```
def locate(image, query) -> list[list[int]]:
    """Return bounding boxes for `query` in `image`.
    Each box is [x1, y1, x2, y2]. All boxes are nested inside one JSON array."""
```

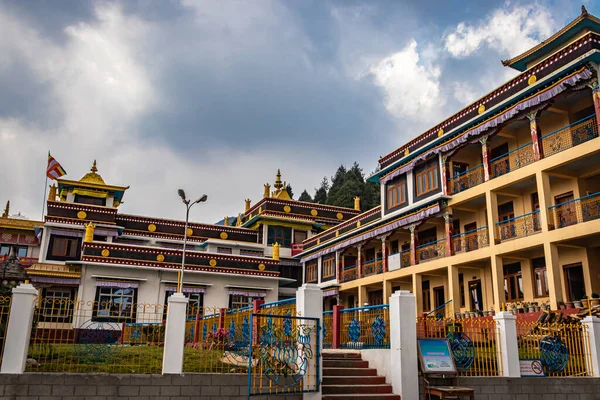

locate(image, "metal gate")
[[248, 313, 320, 396]]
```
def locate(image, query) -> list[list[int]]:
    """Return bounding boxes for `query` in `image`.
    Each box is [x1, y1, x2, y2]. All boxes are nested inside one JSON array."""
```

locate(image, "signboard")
[[519, 359, 545, 377], [418, 338, 456, 373]]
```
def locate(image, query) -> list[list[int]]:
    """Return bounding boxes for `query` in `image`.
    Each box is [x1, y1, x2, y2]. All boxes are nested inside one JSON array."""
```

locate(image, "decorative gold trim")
[[209, 259, 217, 267], [528, 74, 537, 85], [148, 224, 157, 232], [478, 104, 485, 114], [156, 254, 165, 262], [258, 263, 266, 271], [77, 211, 87, 219], [101, 249, 110, 257], [284, 205, 291, 213], [186, 228, 193, 236], [310, 209, 318, 216], [437, 128, 444, 137], [336, 212, 343, 220], [220, 232, 229, 240]]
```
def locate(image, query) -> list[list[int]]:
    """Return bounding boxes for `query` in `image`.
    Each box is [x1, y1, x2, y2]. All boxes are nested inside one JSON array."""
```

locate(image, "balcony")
[[362, 258, 383, 277], [416, 239, 446, 262], [341, 264, 357, 283], [452, 226, 489, 254], [548, 192, 600, 230], [448, 164, 484, 195], [495, 211, 542, 243], [541, 114, 598, 158], [490, 142, 535, 179]]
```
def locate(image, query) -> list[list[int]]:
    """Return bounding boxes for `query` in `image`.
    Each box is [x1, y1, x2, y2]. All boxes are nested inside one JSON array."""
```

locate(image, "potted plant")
[[581, 296, 590, 309], [591, 293, 600, 307], [469, 309, 477, 318], [541, 301, 550, 311], [516, 302, 526, 314], [528, 302, 536, 313], [565, 301, 574, 309], [574, 299, 583, 308]]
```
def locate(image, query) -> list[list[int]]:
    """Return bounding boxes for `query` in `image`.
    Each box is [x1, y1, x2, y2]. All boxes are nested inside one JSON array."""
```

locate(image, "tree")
[[285, 184, 294, 199], [298, 190, 313, 202], [313, 177, 329, 204]]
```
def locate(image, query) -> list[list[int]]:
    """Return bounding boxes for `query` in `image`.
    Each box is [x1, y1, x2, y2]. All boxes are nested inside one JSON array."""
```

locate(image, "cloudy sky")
[[1, 0, 595, 223]]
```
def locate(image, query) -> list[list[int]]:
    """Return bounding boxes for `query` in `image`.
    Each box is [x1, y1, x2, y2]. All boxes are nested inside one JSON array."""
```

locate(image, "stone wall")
[[420, 376, 600, 400], [0, 373, 302, 400]]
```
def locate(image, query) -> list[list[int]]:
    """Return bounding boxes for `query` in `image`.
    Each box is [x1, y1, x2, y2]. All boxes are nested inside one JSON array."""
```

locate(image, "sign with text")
[[418, 338, 456, 373], [519, 359, 545, 377]]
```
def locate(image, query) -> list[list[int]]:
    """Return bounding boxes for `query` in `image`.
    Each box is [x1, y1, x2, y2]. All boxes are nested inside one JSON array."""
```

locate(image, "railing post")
[[162, 293, 189, 374], [389, 290, 418, 400], [493, 311, 520, 377], [297, 284, 323, 399], [582, 316, 600, 377], [252, 299, 264, 344], [332, 305, 344, 349], [0, 283, 38, 374]]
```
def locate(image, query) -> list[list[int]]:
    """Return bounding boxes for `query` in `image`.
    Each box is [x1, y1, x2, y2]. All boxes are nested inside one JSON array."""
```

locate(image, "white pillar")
[[162, 293, 189, 374], [1, 283, 38, 373], [389, 290, 418, 400], [582, 316, 600, 377], [296, 284, 323, 400], [494, 311, 520, 377]]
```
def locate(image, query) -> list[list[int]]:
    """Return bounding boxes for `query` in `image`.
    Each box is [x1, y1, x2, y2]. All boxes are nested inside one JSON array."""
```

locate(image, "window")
[[229, 294, 262, 309], [415, 163, 439, 197], [294, 230, 307, 244], [459, 273, 465, 307], [48, 236, 80, 260], [0, 245, 9, 256], [532, 257, 548, 297], [217, 247, 232, 254], [422, 281, 431, 312], [306, 262, 318, 283], [564, 263, 585, 302], [433, 286, 445, 309], [503, 263, 523, 301], [93, 286, 137, 322], [498, 202, 516, 240], [240, 248, 263, 257], [40, 288, 75, 322], [322, 257, 335, 279], [164, 291, 203, 319], [267, 226, 292, 247], [417, 227, 437, 246], [386, 181, 407, 209], [368, 290, 383, 306], [74, 194, 105, 206], [0, 246, 27, 257]]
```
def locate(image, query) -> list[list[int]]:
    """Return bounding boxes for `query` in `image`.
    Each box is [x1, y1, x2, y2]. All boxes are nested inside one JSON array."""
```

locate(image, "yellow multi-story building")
[[298, 7, 600, 315]]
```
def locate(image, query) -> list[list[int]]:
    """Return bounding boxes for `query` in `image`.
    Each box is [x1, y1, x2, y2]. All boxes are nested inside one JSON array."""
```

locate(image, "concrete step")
[[323, 375, 386, 385], [323, 359, 369, 368], [322, 352, 362, 359], [323, 367, 378, 376], [323, 384, 394, 395], [323, 395, 400, 400]]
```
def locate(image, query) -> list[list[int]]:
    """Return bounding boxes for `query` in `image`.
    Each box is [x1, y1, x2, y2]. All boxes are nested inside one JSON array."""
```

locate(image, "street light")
[[177, 189, 208, 293]]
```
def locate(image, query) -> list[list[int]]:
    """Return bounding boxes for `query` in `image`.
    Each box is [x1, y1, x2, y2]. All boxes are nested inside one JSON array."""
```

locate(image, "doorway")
[[469, 280, 483, 311], [564, 262, 585, 301], [433, 286, 445, 309]]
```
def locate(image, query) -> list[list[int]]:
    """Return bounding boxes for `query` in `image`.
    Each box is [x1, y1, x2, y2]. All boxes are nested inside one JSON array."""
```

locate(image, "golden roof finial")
[[274, 169, 283, 190], [1, 200, 9, 218], [245, 199, 251, 212], [79, 160, 105, 184], [354, 196, 361, 211], [91, 160, 98, 173], [263, 183, 271, 198], [48, 184, 57, 202]]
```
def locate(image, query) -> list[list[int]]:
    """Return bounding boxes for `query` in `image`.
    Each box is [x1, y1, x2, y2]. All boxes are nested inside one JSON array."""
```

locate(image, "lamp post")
[[177, 189, 207, 293]]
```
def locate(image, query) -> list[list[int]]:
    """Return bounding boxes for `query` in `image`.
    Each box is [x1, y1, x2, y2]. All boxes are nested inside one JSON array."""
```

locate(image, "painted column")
[[296, 284, 323, 399], [588, 79, 600, 132], [480, 136, 491, 181], [409, 225, 417, 266], [162, 293, 189, 374], [485, 190, 499, 245], [381, 237, 388, 273], [335, 250, 340, 282], [528, 110, 544, 161], [543, 242, 564, 311], [357, 244, 363, 279], [441, 155, 449, 196], [0, 283, 38, 373], [535, 170, 551, 233], [444, 211, 454, 257], [448, 265, 461, 316], [490, 255, 505, 311], [358, 285, 368, 307], [494, 311, 521, 377], [332, 304, 344, 349], [252, 299, 265, 344], [412, 273, 423, 315], [389, 290, 418, 399], [582, 316, 600, 377]]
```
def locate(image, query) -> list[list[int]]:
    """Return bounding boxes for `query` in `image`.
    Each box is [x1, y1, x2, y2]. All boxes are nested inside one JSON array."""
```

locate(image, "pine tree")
[[285, 184, 294, 199], [313, 177, 329, 204], [298, 190, 313, 202]]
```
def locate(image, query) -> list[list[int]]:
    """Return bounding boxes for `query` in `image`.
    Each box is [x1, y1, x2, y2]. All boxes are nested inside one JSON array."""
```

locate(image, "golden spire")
[[79, 160, 105, 184], [236, 213, 242, 227], [91, 160, 98, 173], [48, 184, 57, 202], [245, 199, 251, 212], [224, 216, 229, 226], [272, 242, 280, 261], [84, 222, 96, 243], [1, 201, 8, 218], [354, 196, 361, 211], [263, 183, 271, 198], [274, 169, 283, 190]]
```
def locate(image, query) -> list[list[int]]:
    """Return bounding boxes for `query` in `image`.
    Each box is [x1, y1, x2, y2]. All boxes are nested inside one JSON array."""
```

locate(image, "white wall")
[[361, 349, 392, 383]]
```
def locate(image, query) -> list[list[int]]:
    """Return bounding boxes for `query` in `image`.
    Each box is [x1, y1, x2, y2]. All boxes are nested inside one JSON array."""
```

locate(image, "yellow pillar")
[[520, 259, 534, 301], [535, 171, 552, 233], [485, 190, 499, 244], [383, 280, 393, 304], [490, 255, 505, 311], [544, 242, 564, 309], [413, 273, 423, 315], [358, 285, 368, 307], [448, 265, 461, 315]]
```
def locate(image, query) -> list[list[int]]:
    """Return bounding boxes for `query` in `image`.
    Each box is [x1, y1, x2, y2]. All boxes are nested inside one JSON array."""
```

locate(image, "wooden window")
[[554, 191, 576, 228], [93, 287, 137, 322], [51, 237, 78, 258], [240, 248, 263, 257], [503, 263, 523, 301], [294, 230, 307, 244], [217, 247, 232, 254], [386, 181, 406, 209], [415, 164, 439, 197], [267, 226, 292, 247], [532, 257, 548, 297], [417, 227, 437, 246], [433, 286, 445, 309], [564, 262, 585, 302], [322, 257, 335, 279], [74, 195, 105, 206], [368, 290, 383, 306], [229, 294, 260, 309], [306, 262, 318, 283], [422, 281, 431, 312], [164, 291, 204, 319]]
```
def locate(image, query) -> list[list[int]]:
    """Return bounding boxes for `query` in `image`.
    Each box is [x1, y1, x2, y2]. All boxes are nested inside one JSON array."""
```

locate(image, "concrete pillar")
[[389, 290, 418, 400], [1, 283, 38, 373], [494, 311, 521, 377], [317, 256, 323, 284], [520, 259, 534, 301], [358, 285, 368, 307], [535, 171, 552, 233], [480, 136, 491, 181], [485, 190, 499, 244], [383, 280, 393, 305], [448, 265, 461, 315], [490, 255, 505, 311], [409, 225, 417, 266], [296, 284, 323, 399], [162, 293, 189, 374], [412, 273, 423, 314], [544, 242, 564, 310], [582, 316, 600, 377], [528, 110, 544, 161]]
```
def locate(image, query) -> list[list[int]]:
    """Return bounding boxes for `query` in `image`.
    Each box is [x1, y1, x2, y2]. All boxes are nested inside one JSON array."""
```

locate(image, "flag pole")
[[41, 151, 49, 220]]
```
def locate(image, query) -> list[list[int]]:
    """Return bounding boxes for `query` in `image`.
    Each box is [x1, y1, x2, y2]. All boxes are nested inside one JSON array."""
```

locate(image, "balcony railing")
[[452, 226, 489, 254], [495, 211, 541, 243], [542, 114, 598, 158], [548, 191, 600, 230], [362, 257, 383, 277], [416, 239, 446, 262], [342, 264, 357, 283], [291, 244, 304, 256], [490, 142, 535, 179], [401, 248, 411, 268], [448, 164, 485, 195]]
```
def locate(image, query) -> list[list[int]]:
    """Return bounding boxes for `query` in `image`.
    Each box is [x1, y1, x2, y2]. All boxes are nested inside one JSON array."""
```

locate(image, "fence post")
[[582, 316, 600, 377], [297, 284, 323, 400], [252, 299, 264, 344], [494, 311, 520, 377], [218, 308, 227, 330], [1, 282, 38, 374], [162, 293, 189, 374], [332, 304, 344, 349], [389, 290, 418, 400]]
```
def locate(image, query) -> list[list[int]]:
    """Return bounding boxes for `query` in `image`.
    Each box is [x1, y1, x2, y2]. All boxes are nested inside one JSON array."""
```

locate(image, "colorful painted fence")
[[0, 295, 11, 366], [340, 305, 389, 349]]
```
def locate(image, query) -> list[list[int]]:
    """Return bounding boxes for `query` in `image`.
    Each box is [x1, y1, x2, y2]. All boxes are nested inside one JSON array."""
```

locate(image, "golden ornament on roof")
[[258, 263, 265, 271], [148, 224, 157, 232], [101, 249, 110, 257], [336, 212, 343, 220], [310, 209, 318, 216], [528, 74, 537, 85], [209, 259, 217, 267], [438, 128, 444, 137], [478, 104, 485, 114], [79, 160, 106, 185], [77, 211, 87, 219], [156, 254, 165, 262], [186, 228, 193, 236], [220, 232, 228, 240]]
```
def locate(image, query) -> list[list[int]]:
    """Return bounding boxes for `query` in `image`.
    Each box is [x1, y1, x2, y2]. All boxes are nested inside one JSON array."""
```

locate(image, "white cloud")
[[366, 40, 443, 121], [444, 4, 558, 58], [452, 81, 478, 105]]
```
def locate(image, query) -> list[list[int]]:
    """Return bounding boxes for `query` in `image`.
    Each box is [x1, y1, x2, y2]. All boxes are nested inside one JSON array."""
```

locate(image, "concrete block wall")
[[419, 377, 600, 400], [0, 373, 302, 400]]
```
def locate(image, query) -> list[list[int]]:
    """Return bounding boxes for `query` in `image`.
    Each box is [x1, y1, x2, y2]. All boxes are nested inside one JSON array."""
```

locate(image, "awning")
[[228, 289, 266, 298], [95, 281, 139, 289], [165, 286, 205, 294], [30, 276, 80, 285], [323, 289, 339, 297]]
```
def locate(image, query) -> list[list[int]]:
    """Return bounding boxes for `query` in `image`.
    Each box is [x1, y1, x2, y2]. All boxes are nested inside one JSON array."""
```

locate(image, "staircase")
[[322, 351, 400, 399]]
